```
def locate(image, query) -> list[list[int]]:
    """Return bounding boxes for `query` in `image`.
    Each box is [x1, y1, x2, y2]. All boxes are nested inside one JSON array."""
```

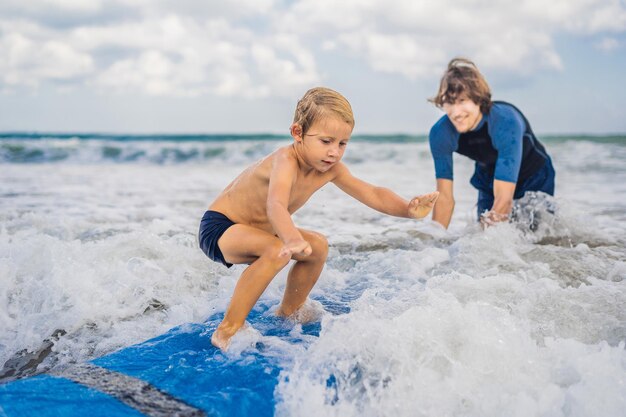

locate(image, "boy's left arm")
[[267, 152, 312, 257], [331, 163, 438, 219]]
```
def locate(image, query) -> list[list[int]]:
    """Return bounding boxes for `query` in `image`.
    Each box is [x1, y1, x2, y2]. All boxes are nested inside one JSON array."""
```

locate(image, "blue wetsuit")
[[429, 101, 555, 217]]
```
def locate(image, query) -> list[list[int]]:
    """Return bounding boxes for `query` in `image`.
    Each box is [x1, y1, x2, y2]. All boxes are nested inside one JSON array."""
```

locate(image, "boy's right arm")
[[266, 152, 312, 257], [332, 163, 437, 218], [432, 178, 454, 228]]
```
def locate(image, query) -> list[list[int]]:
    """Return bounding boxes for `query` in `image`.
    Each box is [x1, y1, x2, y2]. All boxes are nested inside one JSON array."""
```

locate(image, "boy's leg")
[[212, 224, 291, 348], [277, 229, 328, 317]]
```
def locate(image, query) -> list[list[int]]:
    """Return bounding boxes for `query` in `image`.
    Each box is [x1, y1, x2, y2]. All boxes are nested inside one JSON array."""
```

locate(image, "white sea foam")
[[1, 138, 625, 416], [222, 322, 263, 358]]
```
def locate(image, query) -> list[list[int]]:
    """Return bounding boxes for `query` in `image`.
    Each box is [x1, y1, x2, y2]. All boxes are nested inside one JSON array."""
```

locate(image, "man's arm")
[[481, 179, 516, 225], [432, 178, 454, 228], [492, 180, 516, 215], [486, 104, 523, 224], [332, 163, 437, 218], [266, 152, 312, 256]]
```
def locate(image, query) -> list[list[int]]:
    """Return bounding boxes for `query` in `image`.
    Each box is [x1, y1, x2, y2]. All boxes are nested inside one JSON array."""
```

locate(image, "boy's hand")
[[408, 191, 440, 219], [279, 239, 312, 258]]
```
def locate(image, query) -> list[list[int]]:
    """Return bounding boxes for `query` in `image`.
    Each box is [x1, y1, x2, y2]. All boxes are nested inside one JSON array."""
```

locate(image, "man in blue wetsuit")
[[428, 57, 555, 228]]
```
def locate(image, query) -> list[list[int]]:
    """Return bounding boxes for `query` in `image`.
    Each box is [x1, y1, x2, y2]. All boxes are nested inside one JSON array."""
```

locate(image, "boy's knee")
[[308, 232, 329, 261], [262, 240, 291, 269]]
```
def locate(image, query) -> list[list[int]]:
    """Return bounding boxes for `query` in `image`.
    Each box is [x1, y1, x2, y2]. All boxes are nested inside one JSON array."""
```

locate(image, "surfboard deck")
[[0, 300, 330, 417]]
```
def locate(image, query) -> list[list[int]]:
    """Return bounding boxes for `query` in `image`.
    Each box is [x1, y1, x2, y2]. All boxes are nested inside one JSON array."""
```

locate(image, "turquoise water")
[[0, 133, 624, 164]]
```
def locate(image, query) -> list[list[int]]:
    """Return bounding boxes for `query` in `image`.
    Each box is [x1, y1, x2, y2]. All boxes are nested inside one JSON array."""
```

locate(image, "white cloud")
[[0, 32, 93, 87], [85, 17, 321, 97], [0, 14, 321, 97], [521, 0, 626, 33], [467, 30, 563, 74], [283, 0, 619, 78], [95, 50, 179, 96], [0, 0, 624, 97], [0, 0, 104, 14], [595, 37, 620, 52], [338, 31, 446, 80], [251, 35, 320, 96]]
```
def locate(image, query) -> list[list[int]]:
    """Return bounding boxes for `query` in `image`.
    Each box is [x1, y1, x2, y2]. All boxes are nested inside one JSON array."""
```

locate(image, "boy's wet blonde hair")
[[293, 87, 355, 135], [430, 57, 493, 114]]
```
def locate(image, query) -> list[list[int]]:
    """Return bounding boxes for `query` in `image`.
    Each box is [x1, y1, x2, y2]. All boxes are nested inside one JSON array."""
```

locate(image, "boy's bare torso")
[[209, 145, 335, 234]]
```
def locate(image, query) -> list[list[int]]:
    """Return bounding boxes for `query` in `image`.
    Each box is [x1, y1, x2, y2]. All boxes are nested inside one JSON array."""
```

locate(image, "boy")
[[199, 87, 439, 350]]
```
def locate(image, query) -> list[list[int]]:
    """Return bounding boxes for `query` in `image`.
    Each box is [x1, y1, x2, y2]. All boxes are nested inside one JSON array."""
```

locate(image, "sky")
[[0, 0, 625, 135]]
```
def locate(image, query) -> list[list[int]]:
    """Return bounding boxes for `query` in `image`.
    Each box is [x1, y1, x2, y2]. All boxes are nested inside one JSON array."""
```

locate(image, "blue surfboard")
[[0, 298, 345, 417]]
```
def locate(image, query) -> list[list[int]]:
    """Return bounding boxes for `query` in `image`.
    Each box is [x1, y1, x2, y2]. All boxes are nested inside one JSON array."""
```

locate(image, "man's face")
[[443, 94, 482, 133]]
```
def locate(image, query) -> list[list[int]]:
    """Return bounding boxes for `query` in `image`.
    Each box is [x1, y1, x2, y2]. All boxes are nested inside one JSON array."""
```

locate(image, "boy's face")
[[442, 94, 482, 133], [293, 115, 353, 173]]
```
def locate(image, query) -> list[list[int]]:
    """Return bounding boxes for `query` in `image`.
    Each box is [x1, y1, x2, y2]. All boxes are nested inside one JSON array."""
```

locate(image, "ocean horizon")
[[2, 131, 625, 142], [1, 131, 624, 165]]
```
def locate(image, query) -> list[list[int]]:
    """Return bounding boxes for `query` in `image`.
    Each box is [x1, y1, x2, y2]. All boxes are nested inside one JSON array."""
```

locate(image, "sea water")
[[0, 134, 625, 416]]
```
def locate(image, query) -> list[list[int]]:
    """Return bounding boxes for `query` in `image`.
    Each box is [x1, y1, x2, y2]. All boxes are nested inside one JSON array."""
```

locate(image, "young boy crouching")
[[199, 87, 439, 350]]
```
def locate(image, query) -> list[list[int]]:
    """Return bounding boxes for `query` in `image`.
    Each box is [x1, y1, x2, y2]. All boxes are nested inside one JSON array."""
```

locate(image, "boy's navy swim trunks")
[[199, 210, 236, 268]]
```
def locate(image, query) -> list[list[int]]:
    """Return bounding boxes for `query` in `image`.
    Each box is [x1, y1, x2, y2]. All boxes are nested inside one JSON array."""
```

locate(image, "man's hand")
[[480, 210, 509, 228], [279, 239, 312, 258], [408, 191, 440, 219]]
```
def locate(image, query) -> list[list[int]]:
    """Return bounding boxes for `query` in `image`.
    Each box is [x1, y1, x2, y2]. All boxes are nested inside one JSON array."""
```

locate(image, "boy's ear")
[[290, 123, 303, 142]]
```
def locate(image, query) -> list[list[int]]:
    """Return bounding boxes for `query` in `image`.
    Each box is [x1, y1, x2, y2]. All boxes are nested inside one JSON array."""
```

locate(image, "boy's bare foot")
[[211, 321, 240, 351], [276, 299, 325, 323], [211, 330, 231, 351]]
